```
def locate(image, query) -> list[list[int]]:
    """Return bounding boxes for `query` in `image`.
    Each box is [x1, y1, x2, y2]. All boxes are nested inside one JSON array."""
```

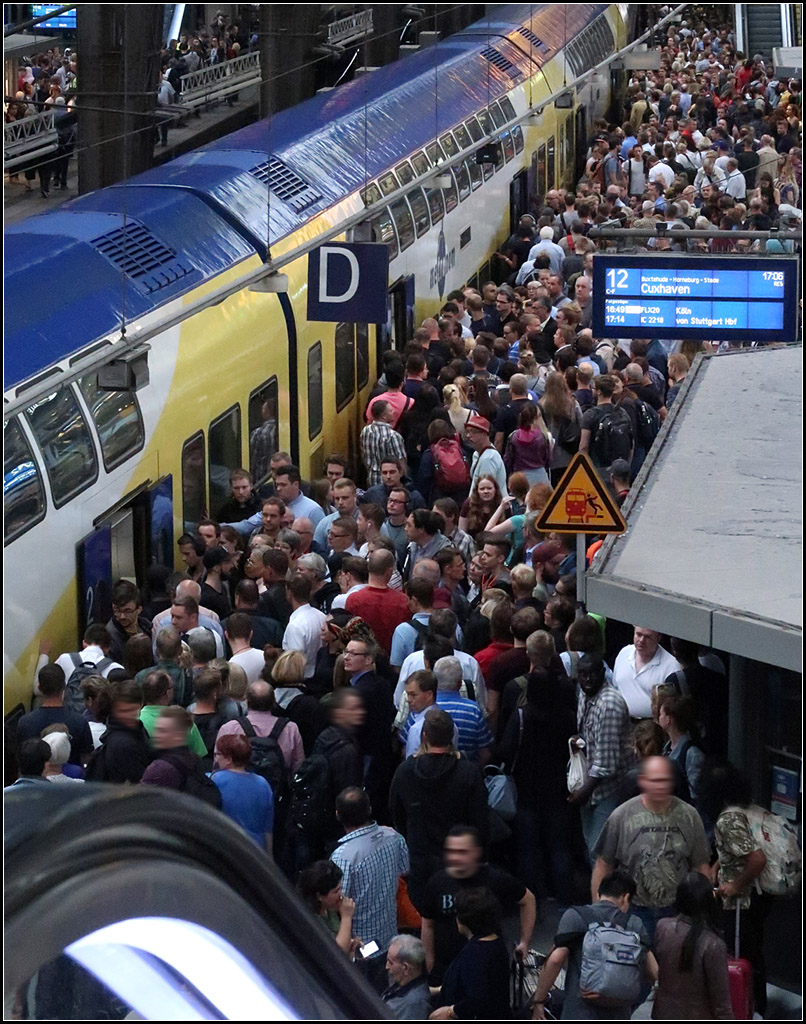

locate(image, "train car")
[[3, 3, 629, 713]]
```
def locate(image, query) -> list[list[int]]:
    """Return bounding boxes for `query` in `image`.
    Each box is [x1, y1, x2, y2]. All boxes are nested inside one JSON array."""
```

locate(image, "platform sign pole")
[[576, 532, 586, 618]]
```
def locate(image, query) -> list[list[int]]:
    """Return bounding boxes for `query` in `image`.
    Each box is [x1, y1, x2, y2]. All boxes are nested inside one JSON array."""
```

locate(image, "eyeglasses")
[[344, 648, 368, 657]]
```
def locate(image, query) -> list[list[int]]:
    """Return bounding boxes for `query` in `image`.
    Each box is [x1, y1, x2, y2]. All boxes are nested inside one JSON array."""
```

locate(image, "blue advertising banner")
[[307, 242, 389, 324]]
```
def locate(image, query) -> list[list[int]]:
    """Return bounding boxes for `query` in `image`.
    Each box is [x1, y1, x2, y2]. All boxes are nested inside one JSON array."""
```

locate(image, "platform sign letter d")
[[319, 246, 360, 304]]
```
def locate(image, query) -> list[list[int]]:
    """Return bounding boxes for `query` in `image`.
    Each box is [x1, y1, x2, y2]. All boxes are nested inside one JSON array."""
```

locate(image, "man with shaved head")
[[150, 577, 224, 657], [214, 679, 304, 774], [591, 755, 711, 942], [345, 549, 411, 656]]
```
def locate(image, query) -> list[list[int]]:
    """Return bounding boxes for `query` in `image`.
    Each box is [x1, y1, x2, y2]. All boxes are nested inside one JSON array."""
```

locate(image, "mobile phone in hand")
[[359, 940, 379, 959]]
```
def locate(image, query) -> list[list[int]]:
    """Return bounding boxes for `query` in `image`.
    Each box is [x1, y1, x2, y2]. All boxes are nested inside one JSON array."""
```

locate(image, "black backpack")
[[634, 399, 661, 448], [289, 734, 349, 838], [592, 406, 633, 466], [238, 716, 290, 805], [158, 752, 222, 809], [410, 618, 430, 652], [83, 743, 110, 782], [65, 653, 113, 713]]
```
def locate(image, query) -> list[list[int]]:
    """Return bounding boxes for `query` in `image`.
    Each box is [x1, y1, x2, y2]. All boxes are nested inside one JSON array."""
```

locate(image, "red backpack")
[[431, 436, 469, 492]]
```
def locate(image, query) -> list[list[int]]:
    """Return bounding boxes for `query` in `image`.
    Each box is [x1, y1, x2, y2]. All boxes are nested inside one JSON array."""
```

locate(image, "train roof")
[[4, 3, 610, 393]]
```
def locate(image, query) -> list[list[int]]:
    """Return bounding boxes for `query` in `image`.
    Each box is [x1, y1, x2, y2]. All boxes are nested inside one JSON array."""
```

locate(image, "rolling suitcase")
[[727, 903, 754, 1020]]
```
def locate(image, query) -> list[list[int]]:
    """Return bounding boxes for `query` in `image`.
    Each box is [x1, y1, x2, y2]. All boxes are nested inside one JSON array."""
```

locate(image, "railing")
[[4, 111, 58, 171], [179, 50, 260, 110], [327, 8, 373, 47]]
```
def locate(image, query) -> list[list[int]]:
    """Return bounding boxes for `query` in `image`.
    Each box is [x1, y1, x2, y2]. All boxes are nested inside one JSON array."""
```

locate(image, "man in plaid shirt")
[[360, 399, 406, 487], [570, 653, 634, 861], [331, 786, 409, 989]]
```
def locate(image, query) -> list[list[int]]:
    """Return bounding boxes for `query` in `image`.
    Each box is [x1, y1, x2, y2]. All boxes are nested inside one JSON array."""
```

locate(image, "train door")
[[576, 105, 588, 182], [388, 275, 415, 351], [509, 170, 529, 234]]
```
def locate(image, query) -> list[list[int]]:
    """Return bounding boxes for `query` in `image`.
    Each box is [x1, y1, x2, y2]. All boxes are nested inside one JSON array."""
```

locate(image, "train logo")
[[430, 230, 456, 298]]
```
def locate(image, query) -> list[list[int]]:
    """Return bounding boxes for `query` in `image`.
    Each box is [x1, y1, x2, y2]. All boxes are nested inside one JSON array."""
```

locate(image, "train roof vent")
[[249, 156, 322, 212], [516, 27, 550, 53], [480, 45, 521, 80], [90, 222, 193, 293]]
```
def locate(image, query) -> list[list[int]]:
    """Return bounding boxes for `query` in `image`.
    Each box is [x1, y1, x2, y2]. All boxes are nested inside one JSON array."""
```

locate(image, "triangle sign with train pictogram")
[[536, 452, 627, 534]]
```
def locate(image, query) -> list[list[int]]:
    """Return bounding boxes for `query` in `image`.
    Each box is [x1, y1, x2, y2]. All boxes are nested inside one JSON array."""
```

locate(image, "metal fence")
[[179, 50, 260, 110]]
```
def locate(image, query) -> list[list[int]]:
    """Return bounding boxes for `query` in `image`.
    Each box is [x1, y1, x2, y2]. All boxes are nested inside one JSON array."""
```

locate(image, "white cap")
[[43, 732, 71, 765]]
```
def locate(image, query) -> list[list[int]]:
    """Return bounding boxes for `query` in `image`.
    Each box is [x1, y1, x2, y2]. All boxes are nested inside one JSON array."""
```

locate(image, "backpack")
[[83, 743, 110, 782], [513, 674, 529, 709], [742, 805, 802, 896], [592, 406, 633, 466], [158, 752, 222, 809], [238, 716, 290, 806], [634, 399, 661, 448], [410, 618, 430, 652], [556, 413, 581, 453], [289, 733, 349, 838], [65, 653, 113, 713], [432, 437, 470, 493], [578, 907, 644, 1007]]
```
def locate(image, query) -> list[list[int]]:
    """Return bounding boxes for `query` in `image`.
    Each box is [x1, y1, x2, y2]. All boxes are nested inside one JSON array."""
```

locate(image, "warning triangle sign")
[[536, 453, 627, 534]]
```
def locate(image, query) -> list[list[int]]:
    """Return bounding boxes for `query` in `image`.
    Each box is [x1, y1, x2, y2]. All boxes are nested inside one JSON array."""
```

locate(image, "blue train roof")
[[4, 3, 610, 392]]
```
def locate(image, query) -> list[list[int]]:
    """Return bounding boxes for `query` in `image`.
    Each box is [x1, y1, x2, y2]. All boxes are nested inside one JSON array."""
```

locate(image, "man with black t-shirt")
[[420, 826, 536, 984]]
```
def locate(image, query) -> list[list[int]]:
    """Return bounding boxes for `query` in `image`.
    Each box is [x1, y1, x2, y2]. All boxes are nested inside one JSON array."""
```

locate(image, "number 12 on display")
[[607, 268, 629, 291]]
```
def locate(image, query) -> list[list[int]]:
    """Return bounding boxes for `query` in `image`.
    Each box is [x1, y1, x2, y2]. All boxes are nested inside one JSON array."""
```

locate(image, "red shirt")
[[345, 585, 411, 656], [474, 641, 514, 682]]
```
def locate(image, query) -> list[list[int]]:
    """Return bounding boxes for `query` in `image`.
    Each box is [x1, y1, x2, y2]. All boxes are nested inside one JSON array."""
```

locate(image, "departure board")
[[592, 255, 799, 343]]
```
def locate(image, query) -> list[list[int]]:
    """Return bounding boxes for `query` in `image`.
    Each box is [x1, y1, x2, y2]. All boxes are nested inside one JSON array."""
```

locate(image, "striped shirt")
[[435, 694, 493, 759], [331, 822, 409, 953], [360, 421, 406, 486]]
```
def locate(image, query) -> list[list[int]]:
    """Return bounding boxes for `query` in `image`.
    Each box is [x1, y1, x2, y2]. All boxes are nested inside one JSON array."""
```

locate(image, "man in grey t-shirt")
[[591, 755, 710, 943]]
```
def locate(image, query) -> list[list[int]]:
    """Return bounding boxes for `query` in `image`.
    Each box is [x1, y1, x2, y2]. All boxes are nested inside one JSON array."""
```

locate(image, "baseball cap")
[[465, 414, 491, 433], [203, 546, 231, 571]]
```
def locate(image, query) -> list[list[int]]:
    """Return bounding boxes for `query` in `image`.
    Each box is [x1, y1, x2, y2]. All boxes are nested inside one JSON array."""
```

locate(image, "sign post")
[[536, 453, 627, 617]]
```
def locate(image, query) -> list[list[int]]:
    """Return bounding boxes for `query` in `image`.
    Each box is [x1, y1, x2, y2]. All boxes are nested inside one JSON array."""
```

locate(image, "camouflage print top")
[[714, 807, 758, 910]]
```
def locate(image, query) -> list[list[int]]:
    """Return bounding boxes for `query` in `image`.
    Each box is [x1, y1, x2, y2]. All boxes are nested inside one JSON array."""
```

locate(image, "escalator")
[[4, 786, 389, 1020], [736, 4, 796, 59]]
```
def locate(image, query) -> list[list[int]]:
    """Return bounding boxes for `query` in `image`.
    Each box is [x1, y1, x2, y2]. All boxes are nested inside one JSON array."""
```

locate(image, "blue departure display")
[[31, 5, 78, 29], [592, 255, 799, 343]]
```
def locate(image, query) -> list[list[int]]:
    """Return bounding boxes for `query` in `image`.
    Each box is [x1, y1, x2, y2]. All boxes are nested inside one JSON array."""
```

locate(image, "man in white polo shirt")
[[281, 574, 326, 679], [612, 626, 681, 720]]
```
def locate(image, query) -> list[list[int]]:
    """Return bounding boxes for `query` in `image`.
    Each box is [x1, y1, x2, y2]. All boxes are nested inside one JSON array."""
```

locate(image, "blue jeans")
[[580, 790, 623, 863], [632, 903, 675, 946]]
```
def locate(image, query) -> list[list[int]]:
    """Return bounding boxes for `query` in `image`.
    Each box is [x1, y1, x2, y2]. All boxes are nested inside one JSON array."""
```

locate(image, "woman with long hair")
[[652, 872, 734, 1020], [775, 152, 799, 207], [459, 474, 503, 539], [308, 478, 334, 515], [469, 376, 498, 425], [539, 371, 582, 485], [754, 171, 780, 219], [296, 860, 357, 955], [502, 402, 552, 486]]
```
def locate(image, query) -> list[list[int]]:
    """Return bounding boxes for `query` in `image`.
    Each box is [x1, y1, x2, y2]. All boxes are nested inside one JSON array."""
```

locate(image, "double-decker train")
[[3, 3, 632, 713]]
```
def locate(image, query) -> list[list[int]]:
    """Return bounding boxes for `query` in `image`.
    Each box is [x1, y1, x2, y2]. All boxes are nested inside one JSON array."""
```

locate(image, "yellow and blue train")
[[3, 3, 631, 713]]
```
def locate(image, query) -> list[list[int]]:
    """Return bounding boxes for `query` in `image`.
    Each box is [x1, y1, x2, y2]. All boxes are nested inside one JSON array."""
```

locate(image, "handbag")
[[566, 736, 590, 794], [484, 708, 523, 822]]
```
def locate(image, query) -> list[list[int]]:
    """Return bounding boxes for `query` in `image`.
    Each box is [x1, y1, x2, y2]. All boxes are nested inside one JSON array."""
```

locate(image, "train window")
[[492, 141, 505, 172], [439, 133, 459, 158], [453, 160, 471, 202], [395, 161, 415, 185], [501, 131, 515, 162], [25, 387, 98, 509], [466, 272, 479, 292], [407, 187, 431, 237], [78, 377, 145, 472], [547, 136, 556, 190], [499, 96, 517, 121], [512, 124, 524, 154], [443, 172, 459, 213], [537, 144, 546, 194], [4, 418, 45, 543], [482, 157, 494, 181], [389, 198, 415, 251], [411, 151, 430, 176], [424, 185, 445, 223], [208, 405, 242, 519], [370, 209, 399, 259], [453, 123, 472, 150], [465, 116, 484, 143], [248, 378, 279, 484], [466, 157, 483, 191], [356, 324, 369, 389], [361, 182, 382, 207], [335, 323, 355, 413], [377, 171, 399, 197], [425, 141, 446, 168], [307, 343, 323, 441], [181, 432, 206, 533], [488, 102, 507, 129], [477, 108, 493, 135]]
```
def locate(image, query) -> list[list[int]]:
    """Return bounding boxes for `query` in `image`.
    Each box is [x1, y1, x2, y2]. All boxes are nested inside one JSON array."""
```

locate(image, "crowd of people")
[[5, 9, 801, 1022]]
